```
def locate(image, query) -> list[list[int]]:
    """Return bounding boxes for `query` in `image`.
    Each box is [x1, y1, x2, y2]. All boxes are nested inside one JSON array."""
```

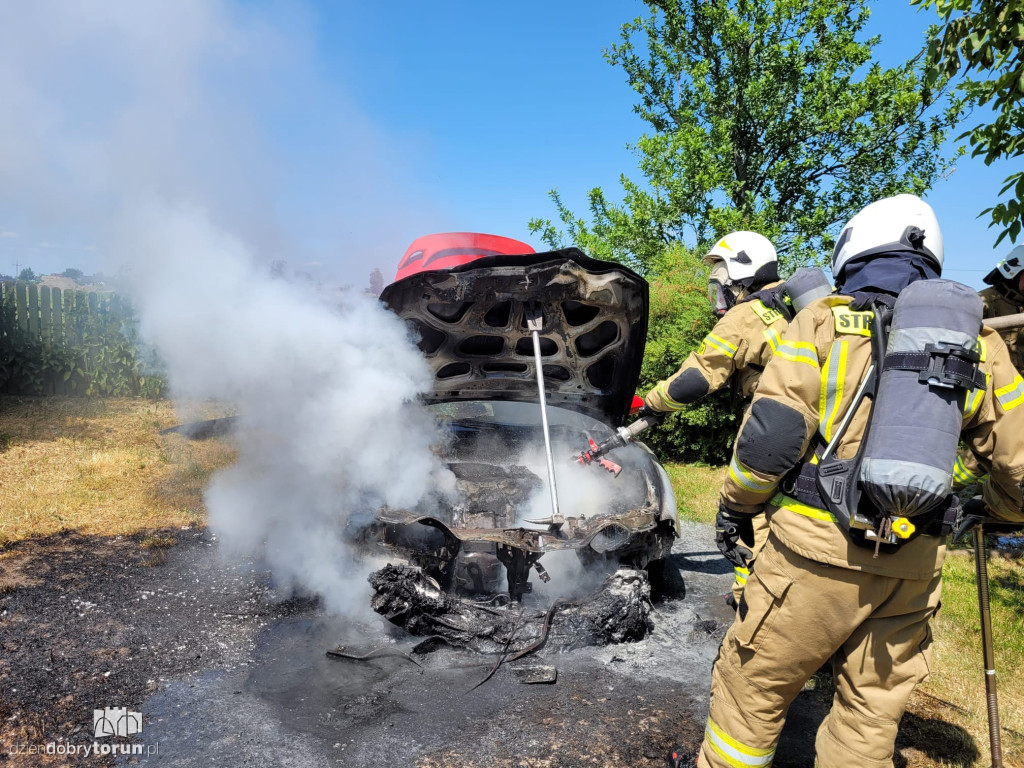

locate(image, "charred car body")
[[375, 236, 678, 602]]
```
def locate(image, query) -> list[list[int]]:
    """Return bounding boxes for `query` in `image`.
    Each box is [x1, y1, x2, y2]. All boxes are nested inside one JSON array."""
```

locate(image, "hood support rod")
[[525, 302, 562, 527]]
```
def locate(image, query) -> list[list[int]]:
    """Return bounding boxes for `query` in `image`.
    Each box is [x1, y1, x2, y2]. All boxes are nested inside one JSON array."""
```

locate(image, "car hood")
[[380, 249, 649, 424]]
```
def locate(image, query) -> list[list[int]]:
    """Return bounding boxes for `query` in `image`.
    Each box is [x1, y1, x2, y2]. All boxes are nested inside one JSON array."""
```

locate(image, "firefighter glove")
[[635, 404, 666, 422], [715, 503, 756, 568], [954, 496, 1024, 543]]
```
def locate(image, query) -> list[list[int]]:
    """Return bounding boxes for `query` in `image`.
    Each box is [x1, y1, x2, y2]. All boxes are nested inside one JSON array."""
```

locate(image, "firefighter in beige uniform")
[[643, 232, 830, 605], [694, 195, 1024, 768], [953, 244, 1024, 488]]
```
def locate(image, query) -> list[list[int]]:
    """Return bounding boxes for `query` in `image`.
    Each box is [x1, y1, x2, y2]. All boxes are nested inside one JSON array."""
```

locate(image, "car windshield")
[[429, 400, 606, 431]]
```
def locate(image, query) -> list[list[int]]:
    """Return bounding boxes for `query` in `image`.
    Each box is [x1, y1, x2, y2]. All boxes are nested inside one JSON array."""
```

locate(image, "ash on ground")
[[0, 521, 977, 767]]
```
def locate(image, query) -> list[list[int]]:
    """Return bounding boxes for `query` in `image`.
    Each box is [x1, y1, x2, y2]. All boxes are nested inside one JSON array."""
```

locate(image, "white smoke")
[[499, 433, 651, 598], [0, 1, 455, 614], [0, 0, 650, 614], [518, 439, 648, 524], [117, 199, 456, 613]]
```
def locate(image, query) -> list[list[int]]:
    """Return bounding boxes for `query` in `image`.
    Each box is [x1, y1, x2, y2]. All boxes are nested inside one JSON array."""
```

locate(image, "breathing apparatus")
[[783, 267, 832, 314], [704, 231, 778, 318], [809, 196, 982, 551], [739, 266, 833, 323]]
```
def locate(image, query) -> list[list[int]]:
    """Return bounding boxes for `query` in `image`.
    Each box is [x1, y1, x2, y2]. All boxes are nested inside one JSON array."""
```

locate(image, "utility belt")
[[780, 457, 962, 551]]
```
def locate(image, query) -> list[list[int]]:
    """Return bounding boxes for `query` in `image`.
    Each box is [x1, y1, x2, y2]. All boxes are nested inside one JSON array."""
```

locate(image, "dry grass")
[[666, 461, 1024, 767], [0, 396, 235, 543], [140, 535, 177, 549]]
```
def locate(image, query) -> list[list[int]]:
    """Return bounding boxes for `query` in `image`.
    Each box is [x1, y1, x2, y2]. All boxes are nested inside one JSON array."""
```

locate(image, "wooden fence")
[[0, 281, 159, 396]]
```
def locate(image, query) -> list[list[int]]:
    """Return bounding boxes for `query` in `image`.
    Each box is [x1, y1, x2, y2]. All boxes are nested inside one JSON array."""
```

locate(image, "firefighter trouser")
[[698, 535, 941, 768], [730, 513, 769, 605]]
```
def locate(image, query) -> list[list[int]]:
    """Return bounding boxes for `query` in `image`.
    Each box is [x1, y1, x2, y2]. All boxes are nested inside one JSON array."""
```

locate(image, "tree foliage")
[[913, 0, 1024, 244], [530, 0, 963, 274], [368, 268, 385, 297], [17, 268, 36, 282]]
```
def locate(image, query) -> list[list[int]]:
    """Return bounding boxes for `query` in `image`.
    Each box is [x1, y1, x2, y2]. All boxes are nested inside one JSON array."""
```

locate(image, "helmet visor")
[[708, 262, 732, 316], [708, 281, 733, 317]]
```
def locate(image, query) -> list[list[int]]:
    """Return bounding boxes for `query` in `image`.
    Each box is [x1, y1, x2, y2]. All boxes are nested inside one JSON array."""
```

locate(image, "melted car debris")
[[369, 563, 653, 656], [359, 248, 677, 667], [374, 249, 678, 606], [375, 454, 673, 601]]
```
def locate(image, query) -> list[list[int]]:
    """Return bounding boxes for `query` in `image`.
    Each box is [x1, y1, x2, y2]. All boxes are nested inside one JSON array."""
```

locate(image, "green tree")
[[912, 0, 1024, 244], [62, 267, 84, 280], [17, 267, 36, 282], [530, 0, 963, 274]]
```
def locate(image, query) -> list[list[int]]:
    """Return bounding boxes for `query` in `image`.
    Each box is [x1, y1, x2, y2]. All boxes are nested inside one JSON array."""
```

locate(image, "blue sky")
[[316, 0, 1017, 287], [0, 0, 1016, 287]]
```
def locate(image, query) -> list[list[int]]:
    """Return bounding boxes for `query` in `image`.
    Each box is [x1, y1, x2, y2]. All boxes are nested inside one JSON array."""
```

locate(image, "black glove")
[[953, 496, 1024, 543], [715, 503, 756, 568], [635, 403, 666, 422]]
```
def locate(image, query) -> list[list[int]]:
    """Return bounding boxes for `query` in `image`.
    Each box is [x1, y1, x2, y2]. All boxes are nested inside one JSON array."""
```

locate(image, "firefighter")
[[980, 245, 1024, 369], [643, 231, 830, 606], [690, 194, 1024, 768], [953, 245, 1024, 489]]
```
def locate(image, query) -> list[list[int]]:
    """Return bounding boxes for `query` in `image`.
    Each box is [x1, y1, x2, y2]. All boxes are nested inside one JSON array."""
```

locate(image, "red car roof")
[[395, 232, 535, 281]]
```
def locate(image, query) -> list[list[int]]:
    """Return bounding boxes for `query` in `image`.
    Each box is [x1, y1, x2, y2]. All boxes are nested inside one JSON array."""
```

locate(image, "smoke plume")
[[119, 199, 456, 613], [0, 0, 454, 613]]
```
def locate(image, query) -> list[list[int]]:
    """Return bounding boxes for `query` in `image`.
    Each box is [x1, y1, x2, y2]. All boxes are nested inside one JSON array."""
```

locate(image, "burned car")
[[375, 237, 678, 604]]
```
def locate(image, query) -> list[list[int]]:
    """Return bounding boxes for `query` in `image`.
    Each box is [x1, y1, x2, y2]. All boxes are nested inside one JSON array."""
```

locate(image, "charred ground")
[[0, 521, 996, 767]]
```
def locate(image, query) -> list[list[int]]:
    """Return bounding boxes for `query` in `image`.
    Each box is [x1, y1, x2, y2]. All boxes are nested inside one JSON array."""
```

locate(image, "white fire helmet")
[[831, 194, 944, 281], [982, 244, 1024, 304], [703, 231, 778, 317], [703, 231, 778, 284]]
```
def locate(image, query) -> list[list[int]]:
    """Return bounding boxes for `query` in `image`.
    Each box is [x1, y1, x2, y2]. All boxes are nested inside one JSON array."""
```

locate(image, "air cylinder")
[[859, 279, 983, 517], [784, 267, 832, 314]]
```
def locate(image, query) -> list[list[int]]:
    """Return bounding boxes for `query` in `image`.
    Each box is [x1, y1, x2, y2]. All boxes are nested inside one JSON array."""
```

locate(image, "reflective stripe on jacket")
[[721, 294, 1024, 580], [646, 282, 789, 412]]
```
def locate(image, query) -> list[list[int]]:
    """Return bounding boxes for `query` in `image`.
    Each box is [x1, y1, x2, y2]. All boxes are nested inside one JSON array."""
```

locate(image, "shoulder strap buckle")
[[883, 342, 986, 391]]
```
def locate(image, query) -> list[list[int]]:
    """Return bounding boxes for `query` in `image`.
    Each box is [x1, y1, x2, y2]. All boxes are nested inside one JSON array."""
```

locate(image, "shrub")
[[0, 284, 165, 398]]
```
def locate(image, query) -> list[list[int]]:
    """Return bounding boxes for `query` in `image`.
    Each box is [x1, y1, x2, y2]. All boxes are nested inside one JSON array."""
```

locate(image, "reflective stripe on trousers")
[[704, 716, 775, 768]]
